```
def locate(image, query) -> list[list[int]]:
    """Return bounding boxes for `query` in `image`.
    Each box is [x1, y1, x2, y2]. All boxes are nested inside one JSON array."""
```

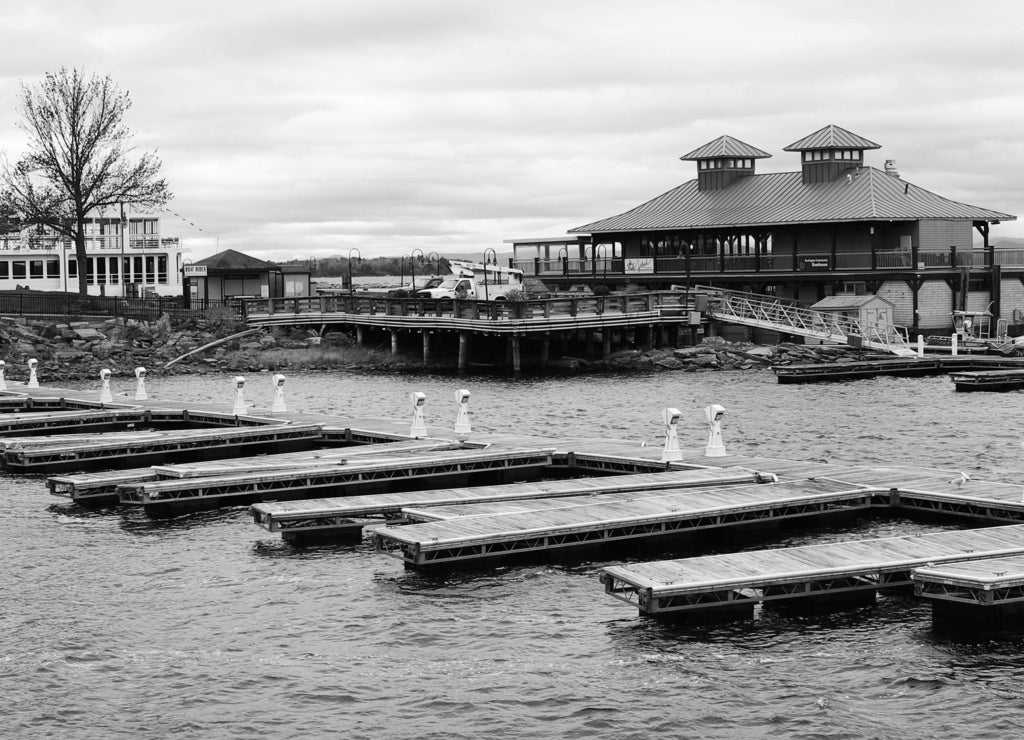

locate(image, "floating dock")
[[913, 555, 1024, 634], [373, 477, 875, 567], [251, 466, 763, 542], [600, 524, 1024, 620], [118, 447, 555, 514], [774, 355, 1024, 384], [48, 439, 461, 502], [949, 369, 1024, 392], [1, 421, 327, 473]]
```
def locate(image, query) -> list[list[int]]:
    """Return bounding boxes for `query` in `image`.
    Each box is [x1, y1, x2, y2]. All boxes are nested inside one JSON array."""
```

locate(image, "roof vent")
[[884, 159, 900, 177]]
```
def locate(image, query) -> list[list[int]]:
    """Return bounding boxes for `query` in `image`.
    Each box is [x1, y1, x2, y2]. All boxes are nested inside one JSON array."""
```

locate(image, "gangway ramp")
[[706, 287, 916, 357]]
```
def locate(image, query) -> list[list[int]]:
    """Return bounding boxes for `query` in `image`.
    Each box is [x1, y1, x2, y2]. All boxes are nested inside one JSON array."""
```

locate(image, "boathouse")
[[512, 125, 1018, 335], [183, 249, 311, 302], [809, 294, 894, 331]]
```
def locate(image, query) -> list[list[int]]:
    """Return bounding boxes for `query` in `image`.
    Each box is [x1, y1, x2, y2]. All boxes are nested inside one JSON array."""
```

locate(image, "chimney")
[[884, 159, 900, 177]]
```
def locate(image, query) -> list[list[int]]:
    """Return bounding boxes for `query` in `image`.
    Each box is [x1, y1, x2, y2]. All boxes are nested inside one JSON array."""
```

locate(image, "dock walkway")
[[600, 524, 1024, 617]]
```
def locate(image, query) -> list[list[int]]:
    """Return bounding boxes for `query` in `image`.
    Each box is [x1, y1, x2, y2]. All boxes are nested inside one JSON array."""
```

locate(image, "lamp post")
[[427, 251, 440, 277], [483, 247, 497, 301], [557, 246, 568, 277], [399, 255, 408, 290], [596, 244, 608, 281], [347, 248, 361, 294], [410, 248, 424, 292]]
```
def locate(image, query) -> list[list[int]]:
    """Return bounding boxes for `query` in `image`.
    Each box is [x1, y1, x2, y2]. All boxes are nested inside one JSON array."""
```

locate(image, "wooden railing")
[[241, 291, 693, 323]]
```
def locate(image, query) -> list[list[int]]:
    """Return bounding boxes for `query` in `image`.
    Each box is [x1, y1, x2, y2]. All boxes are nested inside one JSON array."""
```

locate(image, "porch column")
[[355, 325, 365, 347], [390, 330, 399, 355]]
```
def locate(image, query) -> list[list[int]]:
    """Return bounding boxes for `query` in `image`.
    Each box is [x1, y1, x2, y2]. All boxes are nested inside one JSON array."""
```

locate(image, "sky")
[[0, 0, 1022, 262]]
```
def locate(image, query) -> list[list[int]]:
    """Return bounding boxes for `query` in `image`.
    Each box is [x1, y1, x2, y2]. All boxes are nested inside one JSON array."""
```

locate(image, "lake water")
[[6, 369, 1024, 739]]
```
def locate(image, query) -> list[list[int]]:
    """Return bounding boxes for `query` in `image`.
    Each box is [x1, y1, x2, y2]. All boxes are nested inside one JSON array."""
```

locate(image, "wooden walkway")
[[49, 439, 461, 502], [600, 524, 1024, 616], [950, 369, 1024, 392], [251, 467, 763, 540], [373, 478, 876, 566], [913, 555, 1024, 605], [117, 447, 555, 513], [774, 355, 1024, 384]]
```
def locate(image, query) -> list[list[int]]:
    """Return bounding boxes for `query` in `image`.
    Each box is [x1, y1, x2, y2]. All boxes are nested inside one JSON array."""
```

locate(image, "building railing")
[[0, 235, 179, 252], [513, 248, 1024, 278]]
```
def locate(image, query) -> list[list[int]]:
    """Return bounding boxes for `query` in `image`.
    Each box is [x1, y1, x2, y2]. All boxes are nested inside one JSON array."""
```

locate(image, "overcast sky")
[[1, 0, 1022, 261]]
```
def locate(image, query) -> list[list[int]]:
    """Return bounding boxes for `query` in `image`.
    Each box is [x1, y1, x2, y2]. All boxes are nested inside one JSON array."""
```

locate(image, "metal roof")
[[679, 135, 772, 161], [811, 295, 893, 310], [195, 248, 280, 271], [784, 124, 881, 152], [570, 168, 1015, 233]]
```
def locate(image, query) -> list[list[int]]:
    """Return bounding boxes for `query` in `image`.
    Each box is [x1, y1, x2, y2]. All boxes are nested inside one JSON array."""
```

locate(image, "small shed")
[[811, 294, 894, 329], [183, 249, 311, 301]]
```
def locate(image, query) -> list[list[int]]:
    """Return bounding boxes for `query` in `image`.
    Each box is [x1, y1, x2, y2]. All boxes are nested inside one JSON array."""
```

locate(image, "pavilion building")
[[511, 125, 1018, 334]]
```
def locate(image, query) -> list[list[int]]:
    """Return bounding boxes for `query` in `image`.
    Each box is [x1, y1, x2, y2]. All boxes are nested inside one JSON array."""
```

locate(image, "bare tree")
[[0, 68, 171, 294]]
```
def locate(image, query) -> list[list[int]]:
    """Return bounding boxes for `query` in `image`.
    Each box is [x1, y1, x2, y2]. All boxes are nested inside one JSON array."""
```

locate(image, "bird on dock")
[[949, 472, 971, 488]]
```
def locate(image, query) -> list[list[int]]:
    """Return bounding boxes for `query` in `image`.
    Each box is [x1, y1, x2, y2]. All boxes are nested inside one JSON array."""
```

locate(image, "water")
[[6, 369, 1024, 739]]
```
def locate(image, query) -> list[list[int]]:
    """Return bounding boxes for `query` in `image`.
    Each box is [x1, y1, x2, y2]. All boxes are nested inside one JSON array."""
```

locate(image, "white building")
[[0, 215, 187, 297]]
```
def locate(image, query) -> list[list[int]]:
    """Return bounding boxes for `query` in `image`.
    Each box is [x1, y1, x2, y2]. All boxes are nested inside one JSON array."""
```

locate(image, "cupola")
[[680, 135, 771, 192], [783, 124, 880, 184]]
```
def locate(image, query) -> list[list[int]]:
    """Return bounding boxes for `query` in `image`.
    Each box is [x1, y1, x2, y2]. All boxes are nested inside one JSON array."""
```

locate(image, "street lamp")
[[483, 247, 497, 301], [427, 251, 440, 277], [410, 248, 424, 291], [557, 246, 569, 277], [596, 244, 608, 281], [347, 248, 361, 294]]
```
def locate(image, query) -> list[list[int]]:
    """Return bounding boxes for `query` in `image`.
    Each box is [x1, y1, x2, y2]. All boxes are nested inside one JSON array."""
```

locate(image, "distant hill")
[[992, 237, 1024, 249]]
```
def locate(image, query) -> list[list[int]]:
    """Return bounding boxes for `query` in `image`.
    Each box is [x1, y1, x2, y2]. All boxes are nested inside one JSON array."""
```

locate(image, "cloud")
[[0, 0, 1021, 261]]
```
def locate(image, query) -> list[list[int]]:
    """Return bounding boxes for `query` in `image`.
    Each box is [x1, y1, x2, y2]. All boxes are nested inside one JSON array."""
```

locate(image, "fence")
[[0, 291, 243, 322]]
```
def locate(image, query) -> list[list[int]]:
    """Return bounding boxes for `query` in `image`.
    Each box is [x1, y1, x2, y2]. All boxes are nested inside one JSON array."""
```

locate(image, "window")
[[96, 257, 106, 282], [29, 260, 43, 279], [145, 255, 155, 283], [46, 260, 60, 278], [133, 256, 143, 282], [69, 259, 77, 278], [157, 254, 168, 283], [699, 160, 707, 170], [86, 257, 96, 284], [12, 261, 26, 279], [0, 262, 8, 279], [123, 257, 131, 282], [109, 257, 119, 283], [726, 159, 735, 168]]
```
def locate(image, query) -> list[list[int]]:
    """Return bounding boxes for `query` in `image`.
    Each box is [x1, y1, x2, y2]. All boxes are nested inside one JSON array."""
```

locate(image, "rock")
[[654, 357, 685, 370], [73, 327, 105, 341]]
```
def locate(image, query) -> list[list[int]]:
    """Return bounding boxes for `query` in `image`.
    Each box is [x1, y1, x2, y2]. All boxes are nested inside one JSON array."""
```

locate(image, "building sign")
[[183, 264, 207, 276], [800, 257, 830, 271], [624, 257, 654, 274]]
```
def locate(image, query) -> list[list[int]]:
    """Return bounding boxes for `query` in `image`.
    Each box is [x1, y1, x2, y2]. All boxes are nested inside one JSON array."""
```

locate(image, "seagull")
[[949, 471, 971, 488]]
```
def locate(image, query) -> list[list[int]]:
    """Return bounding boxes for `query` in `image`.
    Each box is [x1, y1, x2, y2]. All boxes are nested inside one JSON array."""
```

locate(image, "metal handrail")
[[708, 288, 913, 355]]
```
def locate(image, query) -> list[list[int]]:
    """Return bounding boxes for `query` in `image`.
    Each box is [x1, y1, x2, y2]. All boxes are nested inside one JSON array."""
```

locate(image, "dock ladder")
[[704, 287, 917, 357]]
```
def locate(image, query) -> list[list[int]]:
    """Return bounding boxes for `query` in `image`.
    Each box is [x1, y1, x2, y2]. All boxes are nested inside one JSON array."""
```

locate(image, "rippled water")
[[7, 369, 1024, 739]]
